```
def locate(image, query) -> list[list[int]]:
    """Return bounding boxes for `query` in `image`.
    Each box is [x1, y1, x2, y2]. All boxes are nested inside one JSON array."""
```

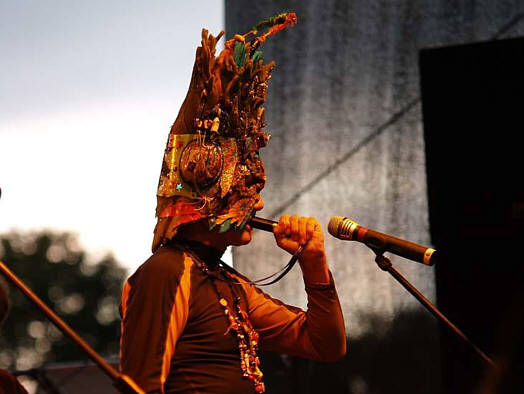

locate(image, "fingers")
[[290, 215, 299, 242], [298, 217, 308, 245], [275, 215, 317, 245], [306, 217, 316, 243], [274, 215, 325, 259], [274, 214, 290, 236]]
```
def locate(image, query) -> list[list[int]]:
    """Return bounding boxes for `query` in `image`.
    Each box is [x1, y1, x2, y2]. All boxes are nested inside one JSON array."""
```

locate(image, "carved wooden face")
[[179, 141, 223, 190]]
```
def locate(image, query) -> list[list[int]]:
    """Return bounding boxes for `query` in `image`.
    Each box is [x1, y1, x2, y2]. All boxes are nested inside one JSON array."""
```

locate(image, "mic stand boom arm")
[[370, 249, 495, 367], [0, 261, 145, 394]]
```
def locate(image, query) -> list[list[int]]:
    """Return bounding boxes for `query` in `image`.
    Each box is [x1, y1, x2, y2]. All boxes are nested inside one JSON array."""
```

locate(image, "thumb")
[[273, 222, 285, 236]]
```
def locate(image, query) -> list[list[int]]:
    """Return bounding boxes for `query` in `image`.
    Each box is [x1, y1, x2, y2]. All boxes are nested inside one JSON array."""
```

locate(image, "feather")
[[252, 12, 290, 32], [233, 41, 247, 67], [251, 50, 263, 65], [219, 218, 233, 233]]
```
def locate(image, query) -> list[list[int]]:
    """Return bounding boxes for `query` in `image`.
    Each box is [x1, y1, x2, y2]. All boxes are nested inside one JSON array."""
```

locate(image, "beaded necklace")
[[181, 244, 265, 393]]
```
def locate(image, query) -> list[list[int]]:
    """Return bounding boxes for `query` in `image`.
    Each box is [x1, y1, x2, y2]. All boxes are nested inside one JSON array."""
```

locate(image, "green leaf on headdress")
[[251, 50, 263, 65], [238, 209, 254, 230], [218, 218, 233, 233], [252, 12, 290, 32], [233, 41, 247, 68]]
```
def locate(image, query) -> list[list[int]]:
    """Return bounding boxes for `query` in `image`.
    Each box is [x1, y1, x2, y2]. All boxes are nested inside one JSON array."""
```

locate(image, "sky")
[[0, 1, 228, 272]]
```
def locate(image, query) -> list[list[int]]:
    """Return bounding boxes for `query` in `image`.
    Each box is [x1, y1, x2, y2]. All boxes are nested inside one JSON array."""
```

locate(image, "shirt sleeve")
[[119, 249, 193, 393], [0, 370, 29, 394], [241, 271, 346, 362]]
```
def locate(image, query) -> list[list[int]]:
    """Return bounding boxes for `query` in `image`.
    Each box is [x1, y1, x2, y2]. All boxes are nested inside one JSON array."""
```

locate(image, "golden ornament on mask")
[[179, 140, 223, 189], [211, 117, 220, 132]]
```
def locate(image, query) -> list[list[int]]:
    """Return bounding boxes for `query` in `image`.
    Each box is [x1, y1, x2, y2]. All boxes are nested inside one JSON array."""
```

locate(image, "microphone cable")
[[177, 216, 305, 286]]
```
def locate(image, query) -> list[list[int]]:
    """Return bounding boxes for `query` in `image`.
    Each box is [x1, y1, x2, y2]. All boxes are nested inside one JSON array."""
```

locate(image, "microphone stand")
[[369, 248, 495, 367], [0, 261, 145, 394]]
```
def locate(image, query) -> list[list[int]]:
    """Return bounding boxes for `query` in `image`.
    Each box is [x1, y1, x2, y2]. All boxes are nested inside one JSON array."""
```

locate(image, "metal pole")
[[0, 261, 144, 393], [373, 253, 495, 367]]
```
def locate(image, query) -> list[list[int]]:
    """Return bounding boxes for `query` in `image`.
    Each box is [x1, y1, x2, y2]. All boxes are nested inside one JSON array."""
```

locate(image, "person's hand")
[[273, 215, 330, 283]]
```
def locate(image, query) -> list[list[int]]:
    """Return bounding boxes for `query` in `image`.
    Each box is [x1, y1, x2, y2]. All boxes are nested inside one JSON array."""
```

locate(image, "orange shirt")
[[0, 370, 28, 394], [119, 242, 346, 393]]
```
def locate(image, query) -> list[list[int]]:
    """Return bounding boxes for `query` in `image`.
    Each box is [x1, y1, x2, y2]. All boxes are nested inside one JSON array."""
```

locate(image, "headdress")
[[152, 13, 297, 252]]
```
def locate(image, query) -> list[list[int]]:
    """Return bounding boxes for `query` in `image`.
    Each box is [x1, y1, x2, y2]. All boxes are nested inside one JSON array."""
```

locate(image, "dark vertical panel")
[[420, 37, 524, 394]]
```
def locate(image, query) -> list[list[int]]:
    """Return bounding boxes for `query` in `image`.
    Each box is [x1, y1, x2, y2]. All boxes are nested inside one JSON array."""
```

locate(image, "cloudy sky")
[[0, 1, 226, 272]]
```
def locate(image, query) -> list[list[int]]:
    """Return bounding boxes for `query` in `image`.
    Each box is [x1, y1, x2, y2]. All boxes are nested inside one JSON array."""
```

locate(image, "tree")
[[0, 231, 127, 372]]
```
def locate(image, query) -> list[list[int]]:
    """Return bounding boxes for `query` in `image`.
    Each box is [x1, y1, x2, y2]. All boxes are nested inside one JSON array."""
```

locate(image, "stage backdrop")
[[227, 1, 524, 393]]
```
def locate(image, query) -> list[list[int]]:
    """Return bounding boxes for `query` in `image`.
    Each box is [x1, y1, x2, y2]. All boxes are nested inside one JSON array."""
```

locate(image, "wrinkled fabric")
[[119, 243, 345, 393]]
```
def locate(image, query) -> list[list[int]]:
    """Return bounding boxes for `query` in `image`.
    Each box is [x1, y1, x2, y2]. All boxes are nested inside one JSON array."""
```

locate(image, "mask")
[[153, 13, 297, 252]]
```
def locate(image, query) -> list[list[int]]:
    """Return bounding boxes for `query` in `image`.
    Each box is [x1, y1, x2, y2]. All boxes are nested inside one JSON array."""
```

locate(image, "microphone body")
[[328, 216, 437, 266], [249, 216, 277, 232]]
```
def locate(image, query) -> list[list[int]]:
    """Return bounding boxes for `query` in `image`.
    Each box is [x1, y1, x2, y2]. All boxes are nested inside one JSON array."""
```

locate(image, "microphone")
[[328, 216, 437, 266], [249, 216, 277, 232]]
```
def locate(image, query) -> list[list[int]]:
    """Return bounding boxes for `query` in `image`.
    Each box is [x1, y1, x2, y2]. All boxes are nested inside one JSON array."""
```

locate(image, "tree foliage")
[[0, 231, 127, 371]]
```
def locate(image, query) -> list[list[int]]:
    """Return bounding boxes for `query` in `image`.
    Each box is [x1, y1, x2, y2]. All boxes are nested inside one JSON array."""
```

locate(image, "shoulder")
[[127, 245, 194, 287]]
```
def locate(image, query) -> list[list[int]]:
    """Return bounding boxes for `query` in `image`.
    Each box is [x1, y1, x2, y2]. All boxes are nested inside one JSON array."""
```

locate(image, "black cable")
[[180, 242, 304, 287]]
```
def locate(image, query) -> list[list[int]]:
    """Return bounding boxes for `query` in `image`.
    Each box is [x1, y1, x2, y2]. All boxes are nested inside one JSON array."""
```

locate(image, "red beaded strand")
[[212, 273, 265, 393]]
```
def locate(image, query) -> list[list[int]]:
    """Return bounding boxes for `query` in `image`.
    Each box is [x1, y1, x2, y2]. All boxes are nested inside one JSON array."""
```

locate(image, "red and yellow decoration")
[[220, 296, 265, 393]]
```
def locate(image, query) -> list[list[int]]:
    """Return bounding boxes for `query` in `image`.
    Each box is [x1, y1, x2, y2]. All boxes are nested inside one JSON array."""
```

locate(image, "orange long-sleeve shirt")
[[119, 242, 346, 393]]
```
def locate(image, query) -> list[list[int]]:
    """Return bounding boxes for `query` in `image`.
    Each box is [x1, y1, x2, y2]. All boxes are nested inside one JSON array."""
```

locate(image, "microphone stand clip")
[[366, 248, 495, 368]]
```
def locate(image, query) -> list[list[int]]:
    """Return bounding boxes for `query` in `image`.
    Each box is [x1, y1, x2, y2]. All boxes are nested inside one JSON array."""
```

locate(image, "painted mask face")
[[153, 13, 297, 252]]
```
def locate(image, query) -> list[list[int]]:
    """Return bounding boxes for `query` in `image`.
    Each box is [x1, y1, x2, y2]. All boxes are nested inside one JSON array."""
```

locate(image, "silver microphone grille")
[[328, 216, 345, 237], [328, 216, 359, 240]]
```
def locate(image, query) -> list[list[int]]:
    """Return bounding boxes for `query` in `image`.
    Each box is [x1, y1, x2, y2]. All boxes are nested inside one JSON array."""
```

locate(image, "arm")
[[244, 215, 346, 361], [244, 271, 346, 362], [119, 249, 193, 393]]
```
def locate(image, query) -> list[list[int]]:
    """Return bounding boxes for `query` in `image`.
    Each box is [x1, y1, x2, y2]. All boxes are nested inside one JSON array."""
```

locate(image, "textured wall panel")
[[226, 1, 524, 392]]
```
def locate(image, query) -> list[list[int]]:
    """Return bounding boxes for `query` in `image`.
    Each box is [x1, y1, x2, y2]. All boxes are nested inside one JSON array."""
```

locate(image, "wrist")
[[299, 253, 330, 284]]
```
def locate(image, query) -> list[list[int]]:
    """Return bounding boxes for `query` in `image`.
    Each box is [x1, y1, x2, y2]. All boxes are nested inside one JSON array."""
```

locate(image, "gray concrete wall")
[[227, 1, 524, 392]]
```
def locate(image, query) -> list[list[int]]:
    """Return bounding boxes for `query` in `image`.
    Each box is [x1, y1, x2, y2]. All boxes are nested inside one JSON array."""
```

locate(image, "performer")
[[119, 14, 346, 394]]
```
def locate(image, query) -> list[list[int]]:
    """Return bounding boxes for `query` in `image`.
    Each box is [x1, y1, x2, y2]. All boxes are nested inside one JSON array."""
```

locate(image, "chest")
[[178, 267, 250, 353]]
